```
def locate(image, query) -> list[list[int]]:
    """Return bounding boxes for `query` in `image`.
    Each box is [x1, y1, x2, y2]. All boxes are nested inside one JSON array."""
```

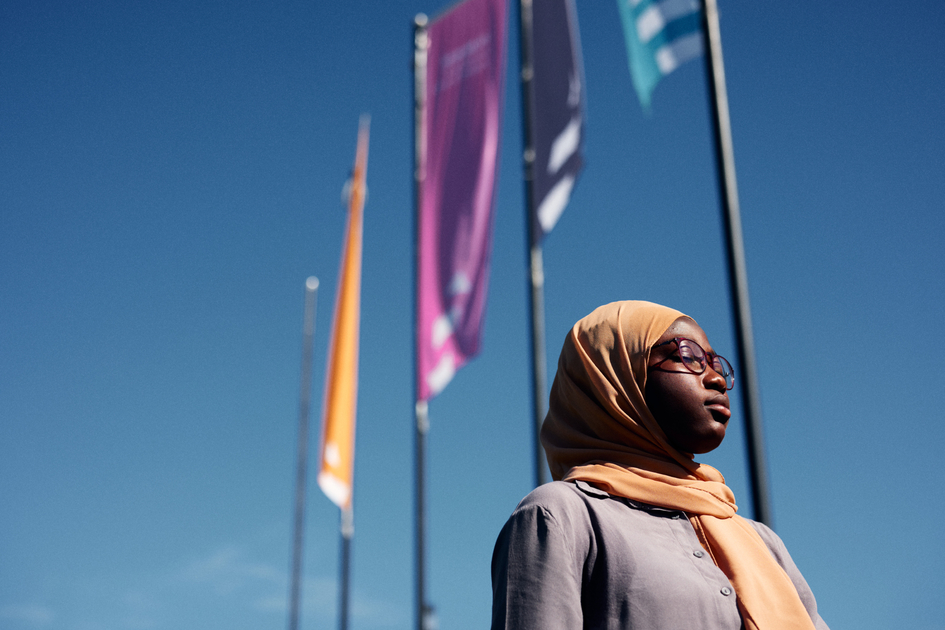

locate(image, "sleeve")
[[491, 500, 586, 630], [752, 521, 830, 630]]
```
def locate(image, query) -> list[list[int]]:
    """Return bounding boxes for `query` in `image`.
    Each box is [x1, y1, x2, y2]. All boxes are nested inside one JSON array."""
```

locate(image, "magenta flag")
[[416, 0, 507, 402]]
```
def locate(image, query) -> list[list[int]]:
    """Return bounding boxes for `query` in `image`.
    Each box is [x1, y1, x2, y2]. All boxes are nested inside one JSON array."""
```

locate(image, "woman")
[[491, 301, 827, 630]]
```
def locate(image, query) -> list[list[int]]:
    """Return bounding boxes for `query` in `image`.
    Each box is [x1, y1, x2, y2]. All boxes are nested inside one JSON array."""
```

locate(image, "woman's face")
[[645, 318, 731, 454]]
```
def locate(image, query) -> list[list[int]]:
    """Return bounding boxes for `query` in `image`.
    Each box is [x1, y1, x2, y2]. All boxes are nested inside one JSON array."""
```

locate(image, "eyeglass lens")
[[677, 339, 734, 390]]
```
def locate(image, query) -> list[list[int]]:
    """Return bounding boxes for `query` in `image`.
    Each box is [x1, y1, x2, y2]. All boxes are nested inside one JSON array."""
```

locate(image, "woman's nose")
[[703, 364, 727, 391]]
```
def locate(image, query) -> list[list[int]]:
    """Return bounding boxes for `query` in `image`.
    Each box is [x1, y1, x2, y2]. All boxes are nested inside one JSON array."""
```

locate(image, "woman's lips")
[[705, 397, 731, 421]]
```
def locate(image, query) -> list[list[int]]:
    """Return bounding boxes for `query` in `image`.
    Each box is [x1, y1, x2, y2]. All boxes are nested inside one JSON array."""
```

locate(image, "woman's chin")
[[685, 426, 727, 455]]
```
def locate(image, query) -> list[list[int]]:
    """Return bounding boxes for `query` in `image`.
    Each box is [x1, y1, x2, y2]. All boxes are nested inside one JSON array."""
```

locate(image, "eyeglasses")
[[651, 337, 735, 390]]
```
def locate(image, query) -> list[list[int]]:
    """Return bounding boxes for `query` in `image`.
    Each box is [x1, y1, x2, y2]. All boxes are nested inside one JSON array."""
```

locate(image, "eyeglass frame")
[[650, 337, 735, 390]]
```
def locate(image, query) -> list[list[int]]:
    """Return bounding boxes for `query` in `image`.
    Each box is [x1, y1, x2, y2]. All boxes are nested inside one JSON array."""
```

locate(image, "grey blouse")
[[491, 480, 828, 630]]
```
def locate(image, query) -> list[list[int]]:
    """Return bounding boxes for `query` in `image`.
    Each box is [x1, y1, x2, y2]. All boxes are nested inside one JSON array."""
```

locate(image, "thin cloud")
[[178, 545, 405, 628], [253, 574, 334, 616], [0, 604, 55, 626], [177, 544, 338, 620], [180, 545, 283, 596], [352, 594, 407, 628]]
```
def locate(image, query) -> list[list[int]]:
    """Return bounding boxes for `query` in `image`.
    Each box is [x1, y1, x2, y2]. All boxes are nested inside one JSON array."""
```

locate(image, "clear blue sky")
[[2, 1, 943, 629]]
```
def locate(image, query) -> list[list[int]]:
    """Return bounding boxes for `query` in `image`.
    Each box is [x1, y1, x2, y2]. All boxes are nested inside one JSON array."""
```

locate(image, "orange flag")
[[317, 116, 369, 509]]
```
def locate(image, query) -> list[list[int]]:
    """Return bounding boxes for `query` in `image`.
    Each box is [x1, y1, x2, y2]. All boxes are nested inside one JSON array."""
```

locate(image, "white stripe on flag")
[[537, 174, 576, 234], [655, 31, 702, 74], [547, 116, 582, 174], [317, 470, 351, 508], [636, 0, 699, 44], [426, 352, 457, 397], [431, 313, 455, 348]]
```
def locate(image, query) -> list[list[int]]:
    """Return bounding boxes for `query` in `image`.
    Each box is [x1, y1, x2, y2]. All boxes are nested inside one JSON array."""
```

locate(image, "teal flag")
[[616, 0, 703, 109]]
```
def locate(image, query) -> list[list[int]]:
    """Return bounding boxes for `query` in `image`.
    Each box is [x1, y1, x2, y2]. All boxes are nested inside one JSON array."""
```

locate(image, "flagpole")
[[338, 505, 353, 630], [413, 14, 433, 630], [414, 400, 430, 630], [517, 0, 549, 488], [288, 276, 319, 630], [700, 0, 772, 526]]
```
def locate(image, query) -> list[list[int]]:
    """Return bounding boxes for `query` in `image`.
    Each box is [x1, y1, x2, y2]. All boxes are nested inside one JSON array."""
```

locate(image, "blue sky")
[[2, 1, 943, 629]]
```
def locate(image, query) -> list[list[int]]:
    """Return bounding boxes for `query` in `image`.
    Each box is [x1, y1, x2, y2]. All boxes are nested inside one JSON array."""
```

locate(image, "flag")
[[527, 0, 586, 243], [616, 0, 703, 109], [416, 0, 507, 402], [318, 116, 369, 509]]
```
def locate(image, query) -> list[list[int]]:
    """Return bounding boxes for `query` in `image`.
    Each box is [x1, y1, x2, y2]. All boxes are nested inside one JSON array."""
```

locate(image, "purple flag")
[[528, 0, 585, 243], [416, 0, 507, 402]]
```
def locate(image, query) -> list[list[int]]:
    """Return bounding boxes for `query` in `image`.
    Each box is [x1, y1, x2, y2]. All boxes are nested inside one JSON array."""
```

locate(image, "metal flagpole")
[[413, 14, 434, 630], [288, 276, 319, 630], [338, 505, 353, 630], [699, 0, 773, 526], [414, 400, 430, 630], [517, 0, 550, 488], [526, 244, 549, 488]]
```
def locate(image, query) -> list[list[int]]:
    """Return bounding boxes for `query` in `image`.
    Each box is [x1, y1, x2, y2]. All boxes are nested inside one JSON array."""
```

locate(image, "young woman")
[[491, 301, 827, 630]]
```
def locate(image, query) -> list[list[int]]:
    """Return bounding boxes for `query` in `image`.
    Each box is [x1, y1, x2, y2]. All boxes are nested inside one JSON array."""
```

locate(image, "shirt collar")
[[573, 480, 685, 518]]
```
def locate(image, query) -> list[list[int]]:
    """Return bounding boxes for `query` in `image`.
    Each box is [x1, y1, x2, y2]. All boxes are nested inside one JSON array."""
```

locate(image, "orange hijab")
[[541, 301, 815, 630]]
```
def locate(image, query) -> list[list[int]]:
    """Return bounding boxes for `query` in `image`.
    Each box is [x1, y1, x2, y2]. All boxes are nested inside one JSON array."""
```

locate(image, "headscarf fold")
[[541, 301, 815, 630]]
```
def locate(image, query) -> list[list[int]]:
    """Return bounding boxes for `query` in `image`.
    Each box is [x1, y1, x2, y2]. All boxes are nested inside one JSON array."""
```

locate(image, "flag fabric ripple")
[[528, 0, 586, 243], [318, 117, 369, 509], [617, 0, 703, 109], [416, 0, 507, 402]]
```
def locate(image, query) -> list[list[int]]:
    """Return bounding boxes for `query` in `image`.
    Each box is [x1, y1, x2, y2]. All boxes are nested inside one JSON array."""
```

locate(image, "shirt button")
[[720, 587, 732, 596], [693, 550, 704, 558]]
